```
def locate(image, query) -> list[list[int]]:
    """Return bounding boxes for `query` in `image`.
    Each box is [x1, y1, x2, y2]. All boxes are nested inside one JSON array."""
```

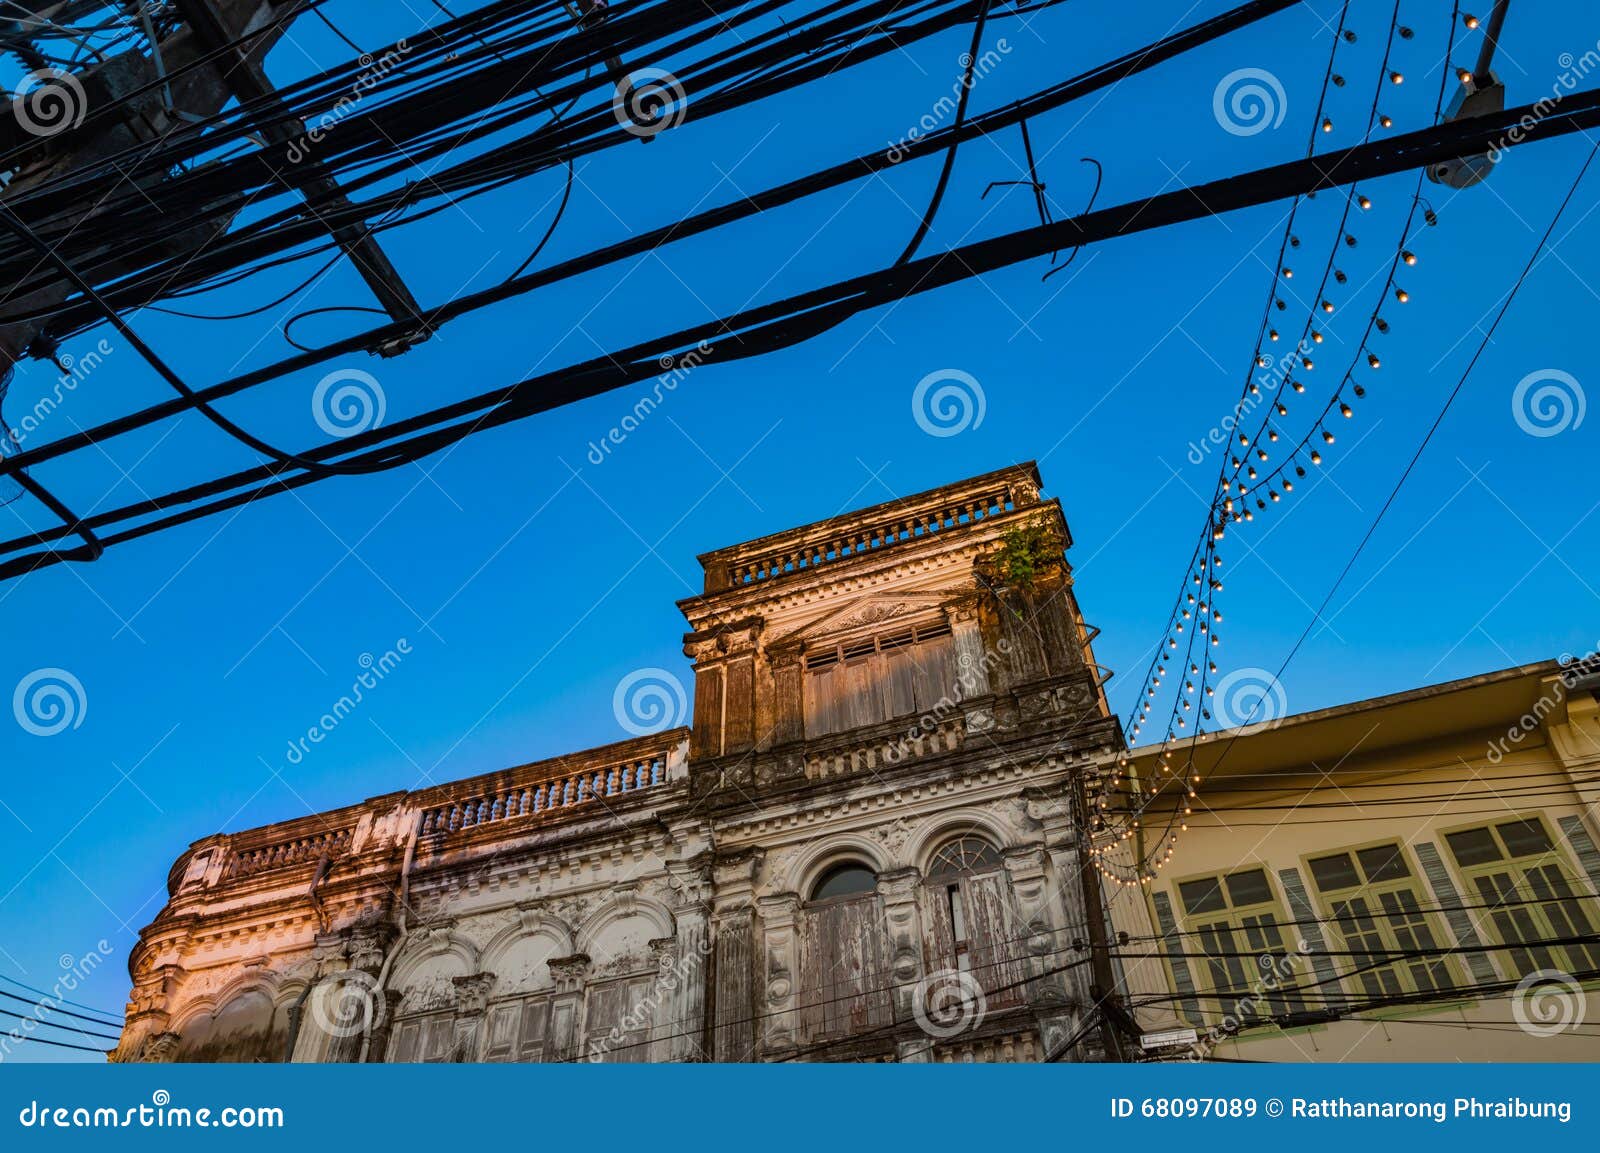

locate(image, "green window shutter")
[[1557, 816, 1600, 897], [1151, 890, 1202, 1024], [1413, 841, 1497, 983], [1276, 866, 1344, 1008]]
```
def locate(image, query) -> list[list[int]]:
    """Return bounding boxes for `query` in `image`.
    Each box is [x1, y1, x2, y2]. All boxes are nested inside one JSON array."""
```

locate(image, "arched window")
[[801, 859, 890, 1040], [923, 835, 1024, 1010], [928, 835, 1003, 877], [811, 861, 878, 901]]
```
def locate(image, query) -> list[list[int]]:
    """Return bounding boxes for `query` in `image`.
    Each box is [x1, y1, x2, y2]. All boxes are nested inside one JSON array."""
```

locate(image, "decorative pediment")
[[769, 591, 968, 649]]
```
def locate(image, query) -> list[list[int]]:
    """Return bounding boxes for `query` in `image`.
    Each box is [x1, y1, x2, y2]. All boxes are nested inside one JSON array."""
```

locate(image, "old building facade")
[[113, 463, 1600, 1063], [116, 464, 1125, 1064]]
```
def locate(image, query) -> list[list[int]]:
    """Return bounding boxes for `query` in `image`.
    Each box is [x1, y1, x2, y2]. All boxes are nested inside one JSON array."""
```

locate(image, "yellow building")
[[1109, 658, 1600, 1060]]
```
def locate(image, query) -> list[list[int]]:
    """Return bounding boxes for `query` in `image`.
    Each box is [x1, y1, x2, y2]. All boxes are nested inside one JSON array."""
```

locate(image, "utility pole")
[[1071, 769, 1129, 1061]]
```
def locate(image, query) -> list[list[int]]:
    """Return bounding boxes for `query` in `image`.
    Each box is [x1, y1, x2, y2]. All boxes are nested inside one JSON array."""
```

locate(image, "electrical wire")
[[5, 80, 1591, 582]]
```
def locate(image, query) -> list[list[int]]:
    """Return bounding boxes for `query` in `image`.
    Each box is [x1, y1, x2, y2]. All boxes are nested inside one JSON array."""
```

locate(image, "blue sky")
[[1, 0, 1596, 1058]]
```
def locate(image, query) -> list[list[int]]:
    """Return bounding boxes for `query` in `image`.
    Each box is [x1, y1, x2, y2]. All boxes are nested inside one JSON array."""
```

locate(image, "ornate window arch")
[[922, 834, 1025, 1011], [799, 857, 891, 1042], [810, 860, 878, 902], [927, 835, 1003, 878]]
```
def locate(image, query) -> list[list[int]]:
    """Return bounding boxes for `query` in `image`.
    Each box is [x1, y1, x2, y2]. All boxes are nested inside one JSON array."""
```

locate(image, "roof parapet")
[[693, 462, 1048, 594]]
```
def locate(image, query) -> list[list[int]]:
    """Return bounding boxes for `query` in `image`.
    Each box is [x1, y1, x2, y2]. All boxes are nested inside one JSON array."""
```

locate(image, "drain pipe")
[[282, 855, 334, 1061], [357, 811, 423, 1064]]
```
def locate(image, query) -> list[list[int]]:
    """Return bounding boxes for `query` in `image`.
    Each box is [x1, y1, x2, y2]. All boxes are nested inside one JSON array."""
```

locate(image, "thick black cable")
[[894, 0, 993, 265], [4, 85, 1596, 583]]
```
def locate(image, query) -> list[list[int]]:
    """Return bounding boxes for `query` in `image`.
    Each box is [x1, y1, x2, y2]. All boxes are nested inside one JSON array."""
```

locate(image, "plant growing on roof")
[[988, 517, 1063, 591]]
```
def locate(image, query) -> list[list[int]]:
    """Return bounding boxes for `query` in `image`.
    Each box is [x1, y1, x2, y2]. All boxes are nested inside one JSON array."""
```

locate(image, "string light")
[[1103, 0, 1455, 881]]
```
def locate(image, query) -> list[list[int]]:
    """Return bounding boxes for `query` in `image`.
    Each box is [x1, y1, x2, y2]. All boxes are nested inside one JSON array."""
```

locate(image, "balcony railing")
[[223, 826, 354, 880], [804, 714, 965, 780], [418, 749, 671, 838], [696, 464, 1044, 593]]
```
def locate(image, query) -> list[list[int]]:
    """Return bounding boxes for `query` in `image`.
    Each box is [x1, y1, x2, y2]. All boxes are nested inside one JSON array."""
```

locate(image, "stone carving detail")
[[547, 954, 591, 994], [451, 972, 496, 1016], [872, 818, 913, 859]]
